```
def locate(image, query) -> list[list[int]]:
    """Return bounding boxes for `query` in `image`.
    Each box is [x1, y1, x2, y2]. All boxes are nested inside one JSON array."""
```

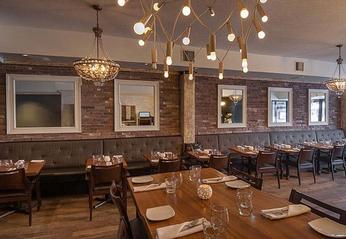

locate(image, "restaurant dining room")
[[1, 0, 346, 238]]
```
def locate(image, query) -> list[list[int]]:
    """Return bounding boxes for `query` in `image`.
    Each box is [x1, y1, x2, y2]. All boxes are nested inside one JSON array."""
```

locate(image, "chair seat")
[[0, 192, 29, 199], [130, 217, 149, 239], [332, 159, 345, 165]]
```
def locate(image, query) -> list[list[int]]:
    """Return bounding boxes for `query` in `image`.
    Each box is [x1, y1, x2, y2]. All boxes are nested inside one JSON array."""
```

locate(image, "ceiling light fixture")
[[256, 4, 268, 23], [182, 0, 191, 16], [219, 62, 224, 80], [153, 1, 165, 11], [73, 5, 120, 86], [325, 44, 346, 97], [166, 41, 173, 65], [226, 21, 236, 42], [182, 26, 191, 45], [209, 33, 217, 61], [188, 62, 194, 80], [117, 0, 128, 7], [208, 7, 215, 17], [237, 0, 249, 19], [253, 17, 266, 39], [134, 14, 152, 35], [163, 63, 169, 78], [260, 0, 267, 3]]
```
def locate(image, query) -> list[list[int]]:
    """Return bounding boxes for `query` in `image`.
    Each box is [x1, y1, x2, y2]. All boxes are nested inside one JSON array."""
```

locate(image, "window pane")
[[310, 92, 326, 123], [270, 91, 289, 123], [15, 80, 75, 127], [119, 84, 155, 127], [221, 89, 243, 124]]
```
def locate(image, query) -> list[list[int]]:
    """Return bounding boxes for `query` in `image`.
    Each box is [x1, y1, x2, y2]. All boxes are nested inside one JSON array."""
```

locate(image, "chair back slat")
[[209, 155, 228, 171], [0, 168, 28, 191], [256, 151, 276, 167], [229, 167, 263, 190], [289, 189, 346, 225], [298, 149, 315, 164], [158, 159, 181, 173], [110, 182, 133, 239], [331, 145, 344, 161], [90, 163, 123, 187]]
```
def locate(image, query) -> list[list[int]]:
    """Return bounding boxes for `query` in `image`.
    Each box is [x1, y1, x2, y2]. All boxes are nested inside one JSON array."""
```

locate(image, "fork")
[[179, 219, 202, 232]]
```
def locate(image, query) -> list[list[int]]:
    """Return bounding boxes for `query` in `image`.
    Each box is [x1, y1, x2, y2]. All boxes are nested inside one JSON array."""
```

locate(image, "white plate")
[[131, 176, 154, 184], [308, 217, 346, 238], [146, 205, 175, 221], [225, 180, 250, 189]]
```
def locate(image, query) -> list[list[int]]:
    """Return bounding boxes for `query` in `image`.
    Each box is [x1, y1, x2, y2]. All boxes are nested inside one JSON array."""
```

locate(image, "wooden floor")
[[1, 169, 346, 239]]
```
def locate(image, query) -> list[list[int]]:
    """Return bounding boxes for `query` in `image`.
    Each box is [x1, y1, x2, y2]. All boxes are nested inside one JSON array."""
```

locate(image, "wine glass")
[[189, 165, 201, 183]]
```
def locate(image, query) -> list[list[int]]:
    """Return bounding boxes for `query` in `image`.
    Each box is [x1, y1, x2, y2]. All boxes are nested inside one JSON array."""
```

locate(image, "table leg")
[[285, 154, 290, 180], [35, 179, 42, 211], [316, 150, 321, 175]]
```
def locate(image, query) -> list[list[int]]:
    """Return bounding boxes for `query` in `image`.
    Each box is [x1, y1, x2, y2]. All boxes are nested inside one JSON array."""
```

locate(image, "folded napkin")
[[202, 175, 237, 184], [156, 218, 204, 239], [133, 183, 166, 193], [261, 204, 310, 220], [151, 159, 159, 163], [31, 160, 44, 163]]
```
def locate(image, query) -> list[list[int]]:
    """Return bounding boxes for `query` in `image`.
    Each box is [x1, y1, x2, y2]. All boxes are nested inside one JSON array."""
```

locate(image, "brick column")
[[180, 73, 195, 143]]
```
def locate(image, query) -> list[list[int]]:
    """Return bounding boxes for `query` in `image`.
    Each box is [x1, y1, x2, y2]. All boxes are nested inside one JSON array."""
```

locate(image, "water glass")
[[202, 219, 219, 239], [236, 188, 253, 216], [210, 204, 229, 234], [165, 177, 177, 194], [189, 165, 201, 183], [173, 172, 183, 188]]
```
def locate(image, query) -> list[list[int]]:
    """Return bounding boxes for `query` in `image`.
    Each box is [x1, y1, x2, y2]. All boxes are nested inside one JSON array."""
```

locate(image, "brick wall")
[[0, 64, 181, 142], [195, 76, 341, 135]]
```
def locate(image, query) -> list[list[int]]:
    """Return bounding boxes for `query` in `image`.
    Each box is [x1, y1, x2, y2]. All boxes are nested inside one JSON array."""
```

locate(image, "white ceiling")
[[1, 0, 346, 62]]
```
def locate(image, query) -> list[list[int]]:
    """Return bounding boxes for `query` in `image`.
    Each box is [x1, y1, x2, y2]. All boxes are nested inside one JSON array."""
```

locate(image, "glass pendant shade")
[[325, 45, 346, 97]]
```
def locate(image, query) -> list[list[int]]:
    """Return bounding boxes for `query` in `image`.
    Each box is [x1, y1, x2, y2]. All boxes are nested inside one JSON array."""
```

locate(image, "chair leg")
[[312, 165, 316, 183], [343, 163, 346, 177], [28, 199, 32, 226], [276, 170, 281, 189], [35, 180, 42, 212], [330, 163, 335, 181], [260, 173, 263, 179], [297, 166, 301, 186], [89, 194, 93, 221]]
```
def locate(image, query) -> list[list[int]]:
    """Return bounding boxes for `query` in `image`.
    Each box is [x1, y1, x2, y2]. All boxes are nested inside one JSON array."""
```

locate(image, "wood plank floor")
[[0, 169, 345, 239]]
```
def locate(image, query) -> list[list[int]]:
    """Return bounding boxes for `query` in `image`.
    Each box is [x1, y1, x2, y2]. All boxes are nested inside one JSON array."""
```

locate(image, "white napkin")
[[156, 218, 204, 239], [202, 175, 237, 184], [261, 204, 311, 220], [31, 160, 44, 163], [151, 159, 159, 163], [133, 183, 166, 193]]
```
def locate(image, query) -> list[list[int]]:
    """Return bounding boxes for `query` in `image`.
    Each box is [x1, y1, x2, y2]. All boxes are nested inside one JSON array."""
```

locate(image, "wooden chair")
[[288, 148, 316, 185], [158, 159, 181, 173], [110, 182, 148, 239], [255, 151, 280, 188], [289, 189, 346, 225], [0, 168, 33, 226], [88, 163, 126, 221], [329, 145, 346, 181], [209, 155, 230, 174], [229, 167, 263, 190]]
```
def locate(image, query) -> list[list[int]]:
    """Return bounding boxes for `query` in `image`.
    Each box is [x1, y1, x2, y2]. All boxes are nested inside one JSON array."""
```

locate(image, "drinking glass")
[[165, 177, 177, 194], [236, 188, 253, 216], [210, 204, 229, 234], [189, 165, 201, 183], [173, 172, 183, 188], [15, 160, 25, 169], [202, 219, 219, 239]]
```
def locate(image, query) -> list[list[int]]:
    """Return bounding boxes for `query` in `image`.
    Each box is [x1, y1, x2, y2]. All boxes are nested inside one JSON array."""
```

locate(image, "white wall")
[[0, 25, 336, 78]]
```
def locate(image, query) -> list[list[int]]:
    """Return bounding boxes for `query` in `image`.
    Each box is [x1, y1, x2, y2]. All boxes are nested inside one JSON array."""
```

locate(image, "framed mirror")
[[308, 89, 328, 126], [218, 85, 247, 128], [268, 87, 293, 127]]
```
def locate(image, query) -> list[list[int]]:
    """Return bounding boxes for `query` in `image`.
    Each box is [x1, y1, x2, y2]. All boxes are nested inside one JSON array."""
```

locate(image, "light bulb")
[[117, 0, 127, 7], [182, 6, 191, 16], [182, 37, 190, 45], [260, 0, 267, 3], [240, 8, 249, 18], [210, 52, 216, 61], [153, 2, 164, 11], [258, 31, 266, 39], [219, 73, 224, 80], [207, 55, 211, 60], [262, 15, 268, 23], [242, 58, 248, 68], [133, 22, 145, 35], [188, 74, 193, 80], [243, 67, 248, 73], [220, 101, 226, 106], [227, 33, 235, 42], [166, 56, 172, 65], [164, 71, 169, 78], [138, 39, 145, 46]]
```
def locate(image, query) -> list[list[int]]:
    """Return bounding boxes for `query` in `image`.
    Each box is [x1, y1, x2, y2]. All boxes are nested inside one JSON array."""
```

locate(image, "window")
[[308, 89, 328, 126], [114, 80, 159, 131], [218, 85, 247, 128], [268, 87, 293, 127], [6, 74, 81, 134]]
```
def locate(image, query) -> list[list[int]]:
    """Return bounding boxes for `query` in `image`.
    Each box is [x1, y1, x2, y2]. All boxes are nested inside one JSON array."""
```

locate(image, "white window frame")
[[268, 87, 293, 127], [6, 74, 82, 134], [217, 85, 247, 128], [308, 89, 329, 126], [114, 79, 160, 132]]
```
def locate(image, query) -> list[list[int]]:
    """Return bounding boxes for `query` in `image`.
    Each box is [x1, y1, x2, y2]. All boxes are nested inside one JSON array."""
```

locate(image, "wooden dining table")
[[303, 142, 335, 174], [128, 168, 325, 239], [229, 146, 259, 157], [186, 151, 211, 164], [143, 153, 179, 167]]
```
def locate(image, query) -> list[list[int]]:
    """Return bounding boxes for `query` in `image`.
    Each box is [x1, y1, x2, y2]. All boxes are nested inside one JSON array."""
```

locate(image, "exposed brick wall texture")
[[0, 64, 181, 142], [195, 76, 341, 135]]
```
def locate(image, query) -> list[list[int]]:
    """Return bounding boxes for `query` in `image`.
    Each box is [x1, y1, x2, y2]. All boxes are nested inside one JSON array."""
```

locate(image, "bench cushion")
[[316, 129, 345, 142], [196, 135, 219, 150], [270, 131, 317, 145]]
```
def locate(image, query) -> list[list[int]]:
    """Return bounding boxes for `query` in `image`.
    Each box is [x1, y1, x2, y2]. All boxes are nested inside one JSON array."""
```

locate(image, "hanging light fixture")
[[325, 44, 346, 97], [73, 5, 120, 86], [182, 26, 191, 45], [182, 0, 191, 16], [226, 21, 236, 42], [229, 90, 243, 104], [188, 62, 194, 80]]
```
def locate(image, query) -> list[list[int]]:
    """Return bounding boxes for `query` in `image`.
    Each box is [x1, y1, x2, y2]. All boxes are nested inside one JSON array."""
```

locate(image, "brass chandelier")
[[74, 5, 120, 86], [117, 0, 269, 79], [325, 44, 346, 97]]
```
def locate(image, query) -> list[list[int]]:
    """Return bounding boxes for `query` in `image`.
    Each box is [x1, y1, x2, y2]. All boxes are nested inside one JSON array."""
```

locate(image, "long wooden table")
[[128, 168, 325, 239], [229, 146, 259, 157], [0, 160, 45, 178]]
